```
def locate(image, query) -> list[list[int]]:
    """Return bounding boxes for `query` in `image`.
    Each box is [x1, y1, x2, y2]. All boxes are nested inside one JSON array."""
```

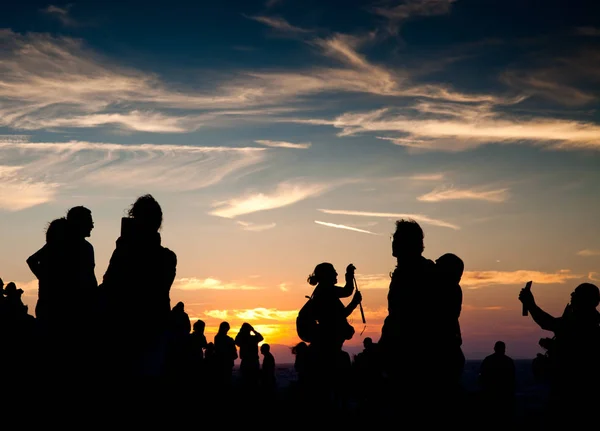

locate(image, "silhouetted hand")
[[519, 284, 535, 308], [353, 290, 362, 304]]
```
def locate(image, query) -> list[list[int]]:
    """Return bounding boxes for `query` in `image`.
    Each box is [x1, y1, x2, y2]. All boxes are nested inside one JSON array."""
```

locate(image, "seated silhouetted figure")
[[0, 282, 36, 376], [519, 282, 600, 423], [260, 343, 276, 397], [214, 321, 238, 393], [478, 341, 516, 421], [100, 194, 177, 379]]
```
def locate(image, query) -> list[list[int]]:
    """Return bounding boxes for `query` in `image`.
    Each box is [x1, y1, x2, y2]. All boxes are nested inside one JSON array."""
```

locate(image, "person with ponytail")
[[304, 262, 362, 414]]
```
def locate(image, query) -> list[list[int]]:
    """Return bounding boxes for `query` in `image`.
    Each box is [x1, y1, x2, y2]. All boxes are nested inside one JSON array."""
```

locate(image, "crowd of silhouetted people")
[[1, 193, 598, 425]]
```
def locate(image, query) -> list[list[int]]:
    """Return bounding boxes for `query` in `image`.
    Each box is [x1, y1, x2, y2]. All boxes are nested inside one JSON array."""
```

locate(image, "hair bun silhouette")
[[307, 274, 319, 286]]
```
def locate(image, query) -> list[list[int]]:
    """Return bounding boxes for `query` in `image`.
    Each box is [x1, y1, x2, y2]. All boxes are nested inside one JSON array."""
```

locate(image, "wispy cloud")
[[501, 49, 600, 107], [354, 274, 391, 290], [173, 277, 265, 291], [296, 105, 600, 151], [235, 221, 277, 231], [255, 140, 311, 149], [0, 140, 266, 210], [461, 269, 582, 289], [314, 220, 379, 235], [417, 186, 510, 202], [317, 208, 459, 230], [589, 272, 600, 282], [247, 15, 312, 34], [234, 307, 298, 321], [577, 249, 600, 257], [371, 0, 457, 35], [41, 4, 79, 27], [210, 180, 332, 218], [409, 173, 445, 181], [0, 165, 60, 211], [203, 307, 298, 321]]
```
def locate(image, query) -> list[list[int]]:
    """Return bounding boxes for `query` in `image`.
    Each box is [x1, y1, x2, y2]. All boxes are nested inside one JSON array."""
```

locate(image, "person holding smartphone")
[[519, 282, 600, 424], [99, 194, 177, 379]]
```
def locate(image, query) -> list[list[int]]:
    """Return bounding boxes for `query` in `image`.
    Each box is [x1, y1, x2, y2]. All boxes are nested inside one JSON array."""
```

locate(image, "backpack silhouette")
[[296, 294, 318, 343]]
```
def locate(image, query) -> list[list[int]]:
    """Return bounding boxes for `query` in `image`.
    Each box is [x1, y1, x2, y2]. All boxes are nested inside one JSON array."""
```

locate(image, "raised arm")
[[519, 285, 559, 332], [337, 264, 356, 298], [344, 290, 363, 317], [252, 327, 264, 343]]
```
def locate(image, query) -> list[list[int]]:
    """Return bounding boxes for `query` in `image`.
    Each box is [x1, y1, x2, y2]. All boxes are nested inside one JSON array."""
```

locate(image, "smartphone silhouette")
[[121, 217, 136, 236], [522, 281, 533, 316]]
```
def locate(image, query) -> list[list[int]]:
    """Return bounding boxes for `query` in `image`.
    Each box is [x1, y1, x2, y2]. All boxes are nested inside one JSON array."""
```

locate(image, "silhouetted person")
[[260, 343, 276, 397], [0, 282, 36, 377], [214, 321, 238, 392], [292, 341, 309, 385], [235, 322, 264, 393], [304, 262, 362, 413], [27, 217, 77, 380], [434, 253, 466, 395], [203, 341, 217, 391], [352, 337, 383, 408], [100, 194, 177, 378], [478, 341, 516, 421], [519, 282, 600, 423], [189, 319, 208, 381], [378, 219, 437, 417], [166, 301, 192, 379], [65, 206, 98, 296]]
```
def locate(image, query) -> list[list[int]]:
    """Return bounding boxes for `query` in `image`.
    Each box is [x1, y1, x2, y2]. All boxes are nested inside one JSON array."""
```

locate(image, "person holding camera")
[[303, 262, 362, 413]]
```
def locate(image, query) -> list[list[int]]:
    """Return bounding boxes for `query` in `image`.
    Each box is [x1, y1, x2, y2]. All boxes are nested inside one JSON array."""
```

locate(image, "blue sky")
[[1, 0, 599, 360]]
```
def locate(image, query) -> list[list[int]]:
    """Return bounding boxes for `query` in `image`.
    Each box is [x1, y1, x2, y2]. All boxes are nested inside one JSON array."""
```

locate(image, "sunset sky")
[[1, 0, 599, 363]]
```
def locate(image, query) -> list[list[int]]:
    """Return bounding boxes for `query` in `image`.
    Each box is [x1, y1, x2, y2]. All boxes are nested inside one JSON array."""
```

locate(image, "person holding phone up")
[[519, 282, 600, 424]]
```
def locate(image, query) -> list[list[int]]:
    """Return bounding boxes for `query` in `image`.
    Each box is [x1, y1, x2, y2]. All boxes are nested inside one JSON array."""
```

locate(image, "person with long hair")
[[100, 194, 177, 379]]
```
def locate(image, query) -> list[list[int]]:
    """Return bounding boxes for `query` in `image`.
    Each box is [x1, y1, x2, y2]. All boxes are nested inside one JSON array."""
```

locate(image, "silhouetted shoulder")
[[162, 247, 177, 266]]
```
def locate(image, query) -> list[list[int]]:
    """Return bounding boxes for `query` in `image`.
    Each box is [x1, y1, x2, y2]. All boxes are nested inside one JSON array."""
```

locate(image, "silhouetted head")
[[4, 282, 23, 297], [260, 343, 270, 354], [494, 341, 506, 355], [173, 301, 185, 312], [570, 283, 600, 311], [218, 321, 230, 334], [193, 319, 205, 333], [66, 206, 93, 238], [205, 342, 215, 354], [46, 217, 68, 243], [363, 337, 373, 349], [0, 278, 4, 289], [240, 322, 252, 333], [436, 253, 464, 284], [307, 262, 337, 286], [128, 194, 163, 232], [392, 219, 424, 260], [292, 341, 308, 356]]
